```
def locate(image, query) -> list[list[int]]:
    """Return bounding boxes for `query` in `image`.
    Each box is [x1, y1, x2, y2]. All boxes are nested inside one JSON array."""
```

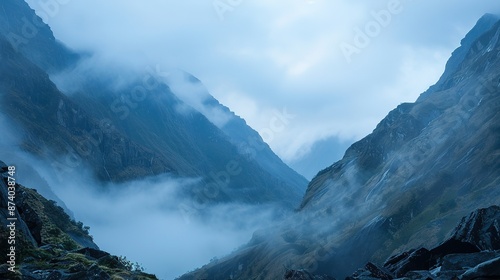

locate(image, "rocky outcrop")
[[347, 206, 500, 280], [450, 205, 500, 250], [0, 159, 157, 280]]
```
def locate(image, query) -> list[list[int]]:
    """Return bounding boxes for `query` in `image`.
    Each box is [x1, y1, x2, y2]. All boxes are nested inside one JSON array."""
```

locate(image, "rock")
[[85, 263, 111, 280], [283, 269, 336, 280], [383, 248, 432, 277], [460, 256, 500, 280], [441, 251, 499, 270], [46, 270, 63, 280], [350, 206, 500, 280], [346, 262, 395, 280], [73, 247, 110, 260], [0, 160, 8, 171], [97, 255, 127, 270], [450, 206, 500, 250], [364, 262, 394, 280], [429, 239, 480, 261], [403, 270, 434, 280]]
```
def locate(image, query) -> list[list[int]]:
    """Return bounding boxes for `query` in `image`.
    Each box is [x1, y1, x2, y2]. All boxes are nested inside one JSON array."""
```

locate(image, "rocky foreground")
[[286, 205, 500, 280], [0, 160, 158, 280]]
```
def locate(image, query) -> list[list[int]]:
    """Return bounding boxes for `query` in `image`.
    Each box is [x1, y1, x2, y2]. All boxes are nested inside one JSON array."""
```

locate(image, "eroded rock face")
[[347, 206, 500, 280], [450, 205, 500, 250]]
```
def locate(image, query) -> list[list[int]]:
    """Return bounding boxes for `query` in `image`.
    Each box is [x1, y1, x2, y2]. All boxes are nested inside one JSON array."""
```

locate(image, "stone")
[[283, 269, 336, 280], [460, 256, 500, 280], [74, 247, 110, 260], [450, 206, 500, 250], [383, 248, 432, 278], [441, 251, 499, 270]]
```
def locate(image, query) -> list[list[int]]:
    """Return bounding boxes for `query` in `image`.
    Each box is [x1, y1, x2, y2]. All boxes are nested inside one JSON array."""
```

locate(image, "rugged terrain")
[[178, 14, 500, 280], [0, 159, 158, 279]]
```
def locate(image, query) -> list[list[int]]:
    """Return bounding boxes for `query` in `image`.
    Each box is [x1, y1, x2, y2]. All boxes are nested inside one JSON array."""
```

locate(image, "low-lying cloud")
[[24, 0, 500, 167], [0, 109, 281, 279], [30, 164, 280, 279]]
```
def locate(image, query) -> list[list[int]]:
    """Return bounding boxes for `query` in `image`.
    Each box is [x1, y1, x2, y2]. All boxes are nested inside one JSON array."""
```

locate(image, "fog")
[[25, 0, 500, 167], [24, 162, 279, 279], [0, 115, 279, 279]]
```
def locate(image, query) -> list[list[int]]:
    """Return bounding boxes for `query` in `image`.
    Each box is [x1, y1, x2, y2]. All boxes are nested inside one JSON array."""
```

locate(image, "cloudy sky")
[[25, 0, 500, 175]]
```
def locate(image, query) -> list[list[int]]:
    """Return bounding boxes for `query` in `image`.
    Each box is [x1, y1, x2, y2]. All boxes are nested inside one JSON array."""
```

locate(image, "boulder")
[[450, 206, 500, 250], [383, 248, 432, 277], [441, 251, 499, 270], [460, 256, 500, 280]]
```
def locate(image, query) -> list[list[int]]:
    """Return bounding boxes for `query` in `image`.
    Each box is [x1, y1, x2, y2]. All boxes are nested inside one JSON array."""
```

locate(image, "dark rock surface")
[[284, 269, 336, 280], [348, 206, 500, 280], [450, 205, 500, 250]]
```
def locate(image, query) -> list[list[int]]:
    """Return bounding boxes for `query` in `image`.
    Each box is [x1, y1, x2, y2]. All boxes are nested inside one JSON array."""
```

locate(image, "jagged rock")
[[460, 256, 500, 280], [346, 263, 394, 280], [383, 248, 432, 277], [450, 205, 500, 250], [364, 262, 394, 280], [85, 263, 111, 280], [74, 247, 110, 260], [283, 269, 336, 280], [348, 206, 500, 280], [441, 251, 499, 270], [430, 239, 480, 258]]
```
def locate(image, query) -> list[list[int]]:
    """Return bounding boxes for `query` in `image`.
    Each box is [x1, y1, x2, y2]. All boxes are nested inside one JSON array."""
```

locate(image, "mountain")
[[0, 0, 78, 72], [0, 0, 308, 207], [178, 14, 500, 280], [0, 159, 158, 279]]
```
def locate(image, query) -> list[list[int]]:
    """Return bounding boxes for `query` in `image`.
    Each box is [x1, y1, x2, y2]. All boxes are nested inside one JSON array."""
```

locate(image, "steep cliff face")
[[0, 0, 307, 207], [178, 14, 500, 280]]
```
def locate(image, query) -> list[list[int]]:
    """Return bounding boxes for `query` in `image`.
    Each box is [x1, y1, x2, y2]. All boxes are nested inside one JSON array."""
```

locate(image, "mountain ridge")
[[0, 0, 308, 208], [178, 13, 500, 280]]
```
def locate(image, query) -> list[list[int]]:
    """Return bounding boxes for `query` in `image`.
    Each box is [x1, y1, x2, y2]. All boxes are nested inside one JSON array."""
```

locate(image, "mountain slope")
[[178, 14, 500, 280], [0, 0, 308, 207], [0, 159, 158, 279], [0, 0, 78, 72]]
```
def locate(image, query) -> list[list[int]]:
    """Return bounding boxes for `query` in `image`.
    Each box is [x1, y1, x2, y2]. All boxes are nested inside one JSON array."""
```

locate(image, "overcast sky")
[[26, 0, 500, 167]]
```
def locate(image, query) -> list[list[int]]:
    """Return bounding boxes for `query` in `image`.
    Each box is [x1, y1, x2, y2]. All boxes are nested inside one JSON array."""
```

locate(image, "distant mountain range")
[[178, 13, 500, 280]]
